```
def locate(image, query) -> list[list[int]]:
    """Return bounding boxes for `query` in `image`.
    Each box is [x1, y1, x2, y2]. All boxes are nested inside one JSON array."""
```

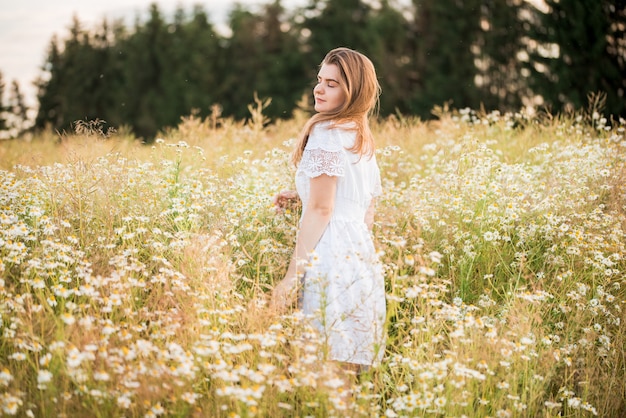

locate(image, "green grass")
[[0, 108, 625, 417]]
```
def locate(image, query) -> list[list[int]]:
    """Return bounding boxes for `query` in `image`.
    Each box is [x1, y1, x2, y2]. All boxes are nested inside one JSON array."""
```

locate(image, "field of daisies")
[[0, 105, 625, 417]]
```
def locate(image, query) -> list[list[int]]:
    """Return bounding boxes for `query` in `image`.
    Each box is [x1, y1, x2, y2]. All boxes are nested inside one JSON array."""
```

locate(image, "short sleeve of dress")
[[299, 124, 346, 178]]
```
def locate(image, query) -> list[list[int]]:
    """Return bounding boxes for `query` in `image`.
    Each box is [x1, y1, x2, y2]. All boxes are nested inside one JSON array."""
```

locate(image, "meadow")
[[0, 103, 625, 417]]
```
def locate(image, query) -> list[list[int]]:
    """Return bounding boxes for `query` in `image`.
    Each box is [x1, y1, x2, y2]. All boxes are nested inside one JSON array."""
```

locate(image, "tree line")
[[1, 0, 624, 140], [0, 73, 29, 139]]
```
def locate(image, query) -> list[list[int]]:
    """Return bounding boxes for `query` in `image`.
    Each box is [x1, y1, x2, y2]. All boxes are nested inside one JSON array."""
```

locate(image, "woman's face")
[[313, 63, 347, 113]]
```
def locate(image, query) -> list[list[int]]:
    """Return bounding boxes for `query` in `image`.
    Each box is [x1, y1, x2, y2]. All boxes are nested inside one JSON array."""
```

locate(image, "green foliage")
[[300, 0, 379, 60], [475, 0, 529, 111], [0, 72, 29, 139], [406, 0, 483, 116], [220, 1, 308, 121], [526, 0, 626, 115], [0, 73, 6, 132], [30, 0, 626, 141]]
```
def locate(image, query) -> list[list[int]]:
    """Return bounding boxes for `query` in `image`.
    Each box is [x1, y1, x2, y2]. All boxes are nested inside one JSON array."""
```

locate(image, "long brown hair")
[[291, 47, 381, 166]]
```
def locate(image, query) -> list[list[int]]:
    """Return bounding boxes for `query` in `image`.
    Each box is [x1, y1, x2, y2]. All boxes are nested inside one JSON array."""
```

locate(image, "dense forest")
[[1, 0, 625, 140]]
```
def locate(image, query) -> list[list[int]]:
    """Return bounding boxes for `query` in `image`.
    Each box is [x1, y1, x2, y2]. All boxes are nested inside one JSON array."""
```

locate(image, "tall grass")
[[0, 107, 624, 417]]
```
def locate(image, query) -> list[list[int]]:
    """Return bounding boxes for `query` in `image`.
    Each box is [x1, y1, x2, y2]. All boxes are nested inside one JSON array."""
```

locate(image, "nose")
[[314, 82, 323, 95]]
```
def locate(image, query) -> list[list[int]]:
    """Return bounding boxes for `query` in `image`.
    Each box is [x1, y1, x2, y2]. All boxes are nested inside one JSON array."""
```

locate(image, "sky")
[[0, 0, 306, 108]]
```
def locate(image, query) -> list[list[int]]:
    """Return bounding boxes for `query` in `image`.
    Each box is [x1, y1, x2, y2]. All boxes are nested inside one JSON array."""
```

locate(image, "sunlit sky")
[[0, 0, 307, 106]]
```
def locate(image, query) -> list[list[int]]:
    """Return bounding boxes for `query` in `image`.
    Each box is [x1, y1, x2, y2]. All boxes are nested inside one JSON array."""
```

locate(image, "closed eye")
[[317, 77, 339, 88]]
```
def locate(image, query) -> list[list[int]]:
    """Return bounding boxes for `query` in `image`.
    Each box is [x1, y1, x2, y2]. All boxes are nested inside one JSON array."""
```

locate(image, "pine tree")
[[121, 4, 171, 138], [35, 17, 115, 133], [0, 74, 29, 138], [475, 0, 528, 112], [220, 1, 307, 120], [0, 72, 7, 132], [177, 5, 222, 120], [9, 81, 28, 135], [299, 0, 378, 70], [526, 0, 626, 115], [35, 36, 64, 130], [254, 1, 308, 119], [217, 5, 266, 120], [407, 0, 483, 117], [367, 0, 412, 115]]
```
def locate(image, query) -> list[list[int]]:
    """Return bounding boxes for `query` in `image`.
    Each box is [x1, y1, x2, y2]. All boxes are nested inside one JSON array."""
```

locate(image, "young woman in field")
[[271, 47, 386, 371]]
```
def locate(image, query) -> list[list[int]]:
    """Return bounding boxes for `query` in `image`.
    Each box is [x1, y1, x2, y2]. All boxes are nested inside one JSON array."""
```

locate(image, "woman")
[[271, 47, 386, 368]]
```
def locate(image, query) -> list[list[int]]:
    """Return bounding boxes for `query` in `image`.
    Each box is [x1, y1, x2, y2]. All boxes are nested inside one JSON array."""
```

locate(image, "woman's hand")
[[273, 190, 299, 212], [269, 275, 299, 313]]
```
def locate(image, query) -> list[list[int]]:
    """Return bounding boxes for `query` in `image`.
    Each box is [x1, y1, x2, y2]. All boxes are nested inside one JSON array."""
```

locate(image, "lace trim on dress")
[[299, 148, 345, 178]]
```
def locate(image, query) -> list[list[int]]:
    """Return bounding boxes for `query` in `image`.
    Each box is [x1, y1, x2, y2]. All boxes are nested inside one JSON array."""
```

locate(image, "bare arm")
[[270, 174, 337, 311], [364, 198, 376, 230]]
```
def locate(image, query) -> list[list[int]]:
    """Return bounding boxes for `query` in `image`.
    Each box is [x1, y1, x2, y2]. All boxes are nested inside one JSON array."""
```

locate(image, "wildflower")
[[39, 353, 52, 367], [513, 401, 527, 411], [257, 363, 276, 375], [567, 397, 582, 409], [428, 251, 443, 263], [66, 347, 84, 368], [544, 400, 561, 409], [405, 285, 423, 298], [385, 408, 399, 417], [496, 381, 510, 390], [101, 325, 117, 335], [37, 370, 53, 387], [93, 371, 110, 381], [0, 369, 13, 386], [277, 402, 293, 410], [418, 266, 436, 276], [324, 377, 345, 389], [149, 403, 166, 416], [78, 316, 94, 330], [483, 231, 496, 242], [485, 327, 497, 338], [1, 393, 22, 415], [391, 238, 406, 248], [598, 335, 611, 347], [60, 313, 75, 326], [8, 353, 26, 361], [181, 392, 200, 405], [49, 341, 65, 351], [31, 278, 45, 289], [581, 402, 598, 415]]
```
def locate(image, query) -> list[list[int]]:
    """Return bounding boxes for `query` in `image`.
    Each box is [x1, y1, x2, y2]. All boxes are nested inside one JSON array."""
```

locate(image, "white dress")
[[295, 121, 386, 366]]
